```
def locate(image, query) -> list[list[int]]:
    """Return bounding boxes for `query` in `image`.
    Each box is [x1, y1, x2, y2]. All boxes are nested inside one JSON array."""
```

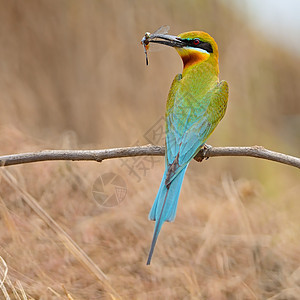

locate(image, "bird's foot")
[[194, 144, 212, 162]]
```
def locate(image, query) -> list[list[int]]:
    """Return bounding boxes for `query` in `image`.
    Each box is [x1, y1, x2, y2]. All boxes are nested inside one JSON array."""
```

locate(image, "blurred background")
[[0, 0, 299, 299]]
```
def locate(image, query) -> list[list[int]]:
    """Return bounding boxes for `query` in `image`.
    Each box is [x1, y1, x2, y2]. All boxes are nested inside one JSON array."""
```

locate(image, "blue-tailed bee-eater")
[[141, 28, 228, 264]]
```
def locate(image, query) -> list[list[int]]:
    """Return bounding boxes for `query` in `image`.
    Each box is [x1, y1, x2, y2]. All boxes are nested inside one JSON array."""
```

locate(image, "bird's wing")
[[165, 78, 228, 184]]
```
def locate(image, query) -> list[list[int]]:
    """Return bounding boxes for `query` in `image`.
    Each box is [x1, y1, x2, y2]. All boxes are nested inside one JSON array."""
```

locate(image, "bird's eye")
[[193, 38, 201, 46]]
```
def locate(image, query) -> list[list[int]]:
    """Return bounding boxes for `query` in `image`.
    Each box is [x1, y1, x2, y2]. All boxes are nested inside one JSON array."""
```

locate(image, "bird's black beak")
[[142, 33, 185, 48]]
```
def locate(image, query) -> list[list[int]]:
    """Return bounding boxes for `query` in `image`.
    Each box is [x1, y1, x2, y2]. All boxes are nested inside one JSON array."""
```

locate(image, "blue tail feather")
[[147, 165, 188, 265]]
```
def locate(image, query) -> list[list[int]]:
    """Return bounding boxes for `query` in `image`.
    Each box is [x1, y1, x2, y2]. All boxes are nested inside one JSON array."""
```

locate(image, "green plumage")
[[165, 61, 228, 182], [147, 30, 228, 264]]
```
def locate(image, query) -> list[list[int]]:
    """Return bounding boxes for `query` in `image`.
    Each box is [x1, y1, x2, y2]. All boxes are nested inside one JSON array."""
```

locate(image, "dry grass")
[[0, 129, 299, 299], [0, 0, 299, 299]]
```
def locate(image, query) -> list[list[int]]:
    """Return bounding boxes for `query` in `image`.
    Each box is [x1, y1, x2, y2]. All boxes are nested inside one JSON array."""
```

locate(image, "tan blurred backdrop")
[[1, 0, 299, 177], [0, 0, 299, 298]]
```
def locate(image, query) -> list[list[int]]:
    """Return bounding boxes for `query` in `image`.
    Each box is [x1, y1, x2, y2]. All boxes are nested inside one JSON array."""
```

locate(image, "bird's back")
[[165, 62, 228, 173]]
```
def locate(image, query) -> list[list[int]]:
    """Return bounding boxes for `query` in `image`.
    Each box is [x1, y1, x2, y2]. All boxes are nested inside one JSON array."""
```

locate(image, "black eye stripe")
[[184, 39, 213, 53]]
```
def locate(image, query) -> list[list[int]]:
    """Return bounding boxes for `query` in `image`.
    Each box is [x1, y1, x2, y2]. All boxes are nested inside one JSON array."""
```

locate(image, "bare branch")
[[0, 145, 299, 169], [194, 146, 300, 169]]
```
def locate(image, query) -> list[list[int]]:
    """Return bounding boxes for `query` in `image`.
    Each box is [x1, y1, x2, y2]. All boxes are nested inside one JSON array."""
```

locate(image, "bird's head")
[[144, 30, 219, 71]]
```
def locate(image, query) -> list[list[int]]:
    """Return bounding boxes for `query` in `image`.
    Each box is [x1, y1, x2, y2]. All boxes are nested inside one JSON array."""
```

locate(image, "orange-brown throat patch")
[[180, 51, 209, 69]]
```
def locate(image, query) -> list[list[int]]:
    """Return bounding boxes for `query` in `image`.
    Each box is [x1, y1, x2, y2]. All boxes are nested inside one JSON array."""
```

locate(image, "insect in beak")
[[141, 26, 185, 66]]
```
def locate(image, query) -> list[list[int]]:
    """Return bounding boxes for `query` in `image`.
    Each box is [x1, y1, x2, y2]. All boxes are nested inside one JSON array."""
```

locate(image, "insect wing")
[[150, 25, 170, 36]]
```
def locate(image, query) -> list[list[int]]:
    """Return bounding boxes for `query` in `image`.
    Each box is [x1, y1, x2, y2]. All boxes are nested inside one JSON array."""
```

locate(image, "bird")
[[142, 29, 229, 265]]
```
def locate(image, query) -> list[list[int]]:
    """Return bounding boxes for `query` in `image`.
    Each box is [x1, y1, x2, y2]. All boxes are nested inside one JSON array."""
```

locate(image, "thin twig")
[[0, 145, 299, 169]]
